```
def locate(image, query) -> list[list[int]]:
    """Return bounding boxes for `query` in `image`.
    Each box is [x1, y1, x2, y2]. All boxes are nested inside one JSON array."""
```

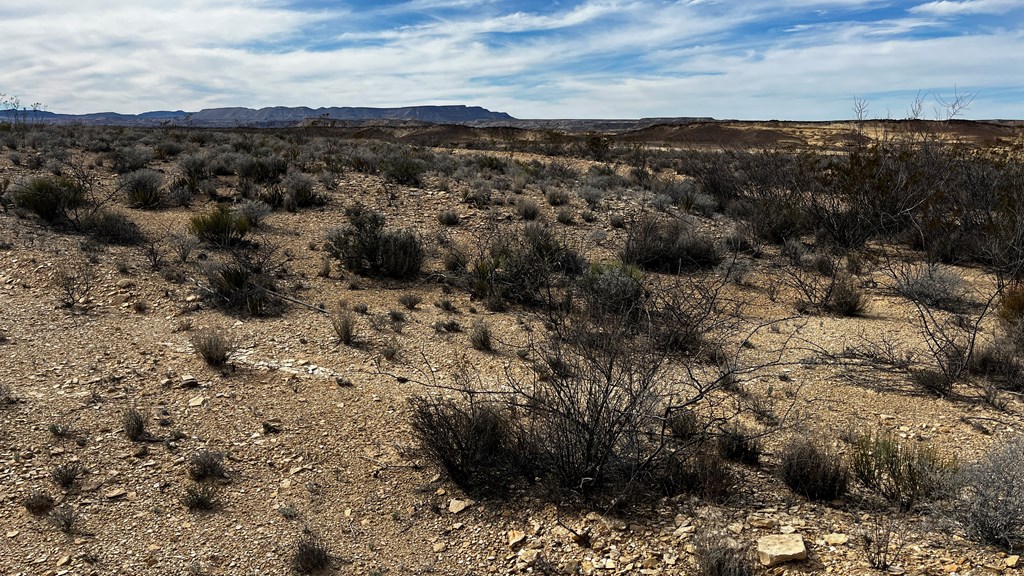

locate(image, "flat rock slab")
[[757, 534, 807, 567]]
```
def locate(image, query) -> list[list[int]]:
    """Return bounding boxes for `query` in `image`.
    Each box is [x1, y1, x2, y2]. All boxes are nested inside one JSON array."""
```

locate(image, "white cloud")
[[0, 0, 1021, 118], [910, 0, 1021, 15]]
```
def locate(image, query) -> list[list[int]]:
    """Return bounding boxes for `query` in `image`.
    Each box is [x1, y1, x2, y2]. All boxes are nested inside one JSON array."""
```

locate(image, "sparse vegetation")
[[780, 437, 849, 501], [190, 328, 234, 366]]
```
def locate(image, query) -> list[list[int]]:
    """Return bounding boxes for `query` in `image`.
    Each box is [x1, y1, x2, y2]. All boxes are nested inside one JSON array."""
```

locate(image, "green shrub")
[[621, 215, 722, 273], [380, 154, 425, 186], [203, 255, 281, 316], [851, 430, 953, 510], [121, 169, 164, 208], [324, 205, 423, 279], [780, 437, 849, 501], [190, 205, 250, 247], [81, 210, 146, 245], [281, 171, 324, 209], [11, 176, 85, 223], [111, 146, 152, 173], [579, 262, 646, 319]]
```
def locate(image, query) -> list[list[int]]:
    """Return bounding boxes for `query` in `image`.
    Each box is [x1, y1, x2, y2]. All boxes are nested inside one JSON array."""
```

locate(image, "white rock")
[[757, 534, 807, 567]]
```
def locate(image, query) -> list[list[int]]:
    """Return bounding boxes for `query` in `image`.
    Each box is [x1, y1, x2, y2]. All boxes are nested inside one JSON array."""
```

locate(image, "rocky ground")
[[0, 125, 1022, 575]]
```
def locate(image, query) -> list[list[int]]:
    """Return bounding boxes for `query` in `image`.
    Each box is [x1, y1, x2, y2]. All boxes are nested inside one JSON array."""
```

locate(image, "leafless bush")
[[951, 436, 1024, 552], [894, 263, 970, 312], [331, 312, 356, 346], [53, 259, 96, 308], [693, 529, 754, 576], [861, 515, 907, 571]]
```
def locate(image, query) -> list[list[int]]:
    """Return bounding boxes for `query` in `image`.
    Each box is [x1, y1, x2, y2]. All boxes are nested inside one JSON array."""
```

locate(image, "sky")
[[1, 0, 1022, 120]]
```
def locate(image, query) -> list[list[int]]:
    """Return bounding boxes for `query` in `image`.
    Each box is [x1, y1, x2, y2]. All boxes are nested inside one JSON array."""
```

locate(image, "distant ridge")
[[0, 105, 514, 127]]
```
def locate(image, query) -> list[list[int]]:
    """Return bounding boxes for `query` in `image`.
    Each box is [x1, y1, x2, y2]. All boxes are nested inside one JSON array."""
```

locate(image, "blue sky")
[[1, 0, 1022, 119]]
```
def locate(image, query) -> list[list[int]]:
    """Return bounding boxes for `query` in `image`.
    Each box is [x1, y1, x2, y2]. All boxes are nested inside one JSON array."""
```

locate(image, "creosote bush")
[[621, 215, 722, 273], [325, 204, 423, 279], [779, 437, 849, 501], [851, 430, 953, 510]]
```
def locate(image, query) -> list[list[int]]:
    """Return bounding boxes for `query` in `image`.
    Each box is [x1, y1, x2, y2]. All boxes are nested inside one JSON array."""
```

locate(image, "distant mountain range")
[[0, 105, 515, 127]]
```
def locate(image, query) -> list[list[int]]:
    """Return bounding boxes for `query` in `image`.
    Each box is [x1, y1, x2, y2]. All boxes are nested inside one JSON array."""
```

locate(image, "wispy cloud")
[[910, 0, 1021, 16], [1, 0, 1021, 119]]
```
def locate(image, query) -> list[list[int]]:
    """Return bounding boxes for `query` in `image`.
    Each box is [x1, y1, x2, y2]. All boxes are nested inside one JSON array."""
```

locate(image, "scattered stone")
[[432, 542, 447, 553], [104, 488, 127, 499], [188, 395, 207, 407], [180, 376, 198, 388], [750, 517, 778, 529], [262, 420, 282, 434], [508, 530, 527, 548], [1006, 556, 1020, 568], [517, 548, 540, 566], [757, 534, 807, 567], [448, 499, 470, 514], [824, 533, 849, 546]]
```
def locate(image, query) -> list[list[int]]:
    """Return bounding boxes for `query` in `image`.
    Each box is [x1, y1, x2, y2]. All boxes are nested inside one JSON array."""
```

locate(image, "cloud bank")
[[1, 0, 1021, 119]]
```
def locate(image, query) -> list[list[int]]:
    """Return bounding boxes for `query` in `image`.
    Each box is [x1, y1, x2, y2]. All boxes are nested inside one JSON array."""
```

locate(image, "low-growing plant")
[[438, 210, 460, 226], [779, 437, 849, 501], [324, 205, 423, 279], [281, 171, 324, 209], [121, 169, 164, 209], [398, 293, 422, 310], [621, 215, 722, 273], [717, 425, 761, 465], [190, 205, 250, 247], [469, 320, 493, 351], [23, 490, 55, 515], [951, 436, 1024, 552], [292, 533, 332, 574], [50, 505, 76, 533], [188, 450, 226, 481], [693, 529, 754, 576], [122, 407, 149, 441], [181, 484, 219, 511], [851, 430, 953, 510], [51, 461, 83, 489], [516, 199, 540, 221], [410, 395, 517, 492], [332, 312, 357, 346], [81, 210, 145, 245], [11, 175, 85, 223], [111, 146, 152, 173], [894, 263, 969, 312], [190, 328, 234, 366], [234, 199, 272, 228]]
